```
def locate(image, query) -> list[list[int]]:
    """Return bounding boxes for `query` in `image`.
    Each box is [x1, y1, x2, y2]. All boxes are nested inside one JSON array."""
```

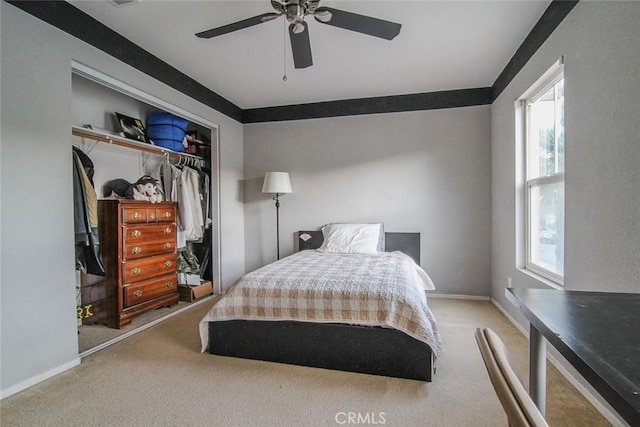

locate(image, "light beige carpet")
[[78, 300, 203, 354], [1, 298, 610, 426]]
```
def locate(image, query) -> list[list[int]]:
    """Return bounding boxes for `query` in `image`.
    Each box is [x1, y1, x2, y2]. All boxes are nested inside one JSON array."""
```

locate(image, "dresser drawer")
[[122, 207, 154, 224], [124, 223, 176, 243], [123, 273, 178, 308], [122, 206, 176, 224], [155, 206, 176, 222], [122, 253, 177, 283], [123, 239, 176, 260]]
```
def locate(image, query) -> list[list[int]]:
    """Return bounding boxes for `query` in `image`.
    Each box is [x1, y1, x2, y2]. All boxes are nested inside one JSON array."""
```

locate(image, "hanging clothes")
[[176, 166, 204, 244], [148, 160, 206, 248], [195, 164, 212, 230], [188, 164, 213, 280], [148, 158, 183, 230], [72, 146, 105, 276]]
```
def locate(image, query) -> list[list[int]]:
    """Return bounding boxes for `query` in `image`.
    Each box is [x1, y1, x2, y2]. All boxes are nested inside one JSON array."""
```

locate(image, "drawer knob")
[[163, 212, 172, 218], [149, 212, 156, 220], [132, 267, 141, 275], [132, 230, 141, 238], [163, 242, 171, 249], [166, 281, 173, 288], [132, 212, 142, 220], [132, 247, 142, 255], [164, 227, 171, 235], [134, 290, 143, 298], [164, 260, 173, 268]]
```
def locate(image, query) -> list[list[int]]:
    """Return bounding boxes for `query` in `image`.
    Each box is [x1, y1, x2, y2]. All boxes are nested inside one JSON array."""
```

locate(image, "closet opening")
[[71, 62, 221, 356]]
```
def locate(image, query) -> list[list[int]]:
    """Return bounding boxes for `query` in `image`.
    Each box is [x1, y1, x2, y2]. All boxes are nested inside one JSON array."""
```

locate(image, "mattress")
[[199, 250, 443, 357]]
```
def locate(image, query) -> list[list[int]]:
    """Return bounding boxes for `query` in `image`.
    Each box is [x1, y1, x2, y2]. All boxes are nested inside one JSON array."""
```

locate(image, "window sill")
[[518, 268, 564, 290]]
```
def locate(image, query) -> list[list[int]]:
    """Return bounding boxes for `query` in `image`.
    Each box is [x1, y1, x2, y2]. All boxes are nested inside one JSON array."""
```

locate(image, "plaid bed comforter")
[[199, 250, 443, 357]]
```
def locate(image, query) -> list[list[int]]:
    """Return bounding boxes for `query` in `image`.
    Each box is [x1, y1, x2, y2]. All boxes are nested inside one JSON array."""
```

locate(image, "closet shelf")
[[72, 125, 204, 162]]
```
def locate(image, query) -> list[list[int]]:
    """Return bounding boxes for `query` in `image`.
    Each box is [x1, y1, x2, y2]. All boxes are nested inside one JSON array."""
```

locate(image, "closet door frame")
[[71, 61, 222, 295]]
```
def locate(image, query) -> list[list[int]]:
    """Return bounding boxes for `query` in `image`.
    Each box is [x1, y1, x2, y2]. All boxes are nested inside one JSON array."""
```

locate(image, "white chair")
[[475, 327, 549, 427]]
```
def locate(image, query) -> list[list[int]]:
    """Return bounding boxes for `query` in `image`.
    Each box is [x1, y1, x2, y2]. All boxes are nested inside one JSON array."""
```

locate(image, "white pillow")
[[319, 223, 382, 254], [321, 222, 385, 251]]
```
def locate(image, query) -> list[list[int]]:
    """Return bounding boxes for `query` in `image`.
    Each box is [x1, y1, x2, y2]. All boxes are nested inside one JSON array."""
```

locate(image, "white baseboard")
[[428, 293, 490, 301], [1, 357, 81, 400], [490, 298, 627, 427], [490, 297, 529, 335]]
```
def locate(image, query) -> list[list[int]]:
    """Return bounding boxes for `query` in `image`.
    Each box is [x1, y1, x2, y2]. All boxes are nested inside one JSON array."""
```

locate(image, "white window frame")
[[521, 60, 565, 285]]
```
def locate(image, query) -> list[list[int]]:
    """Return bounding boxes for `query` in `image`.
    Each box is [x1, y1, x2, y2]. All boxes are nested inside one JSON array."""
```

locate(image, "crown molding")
[[7, 0, 578, 123]]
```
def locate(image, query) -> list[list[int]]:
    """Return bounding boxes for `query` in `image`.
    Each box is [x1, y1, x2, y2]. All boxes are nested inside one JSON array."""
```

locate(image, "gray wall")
[[4, 0, 638, 408], [244, 107, 492, 296], [490, 3, 639, 419], [0, 2, 245, 396], [491, 1, 640, 312]]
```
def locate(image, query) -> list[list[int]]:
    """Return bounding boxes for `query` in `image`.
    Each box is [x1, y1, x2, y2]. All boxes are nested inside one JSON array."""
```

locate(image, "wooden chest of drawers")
[[98, 200, 179, 329]]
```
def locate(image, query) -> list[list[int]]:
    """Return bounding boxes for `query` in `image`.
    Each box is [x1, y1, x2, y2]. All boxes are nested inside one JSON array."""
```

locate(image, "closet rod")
[[71, 126, 203, 163]]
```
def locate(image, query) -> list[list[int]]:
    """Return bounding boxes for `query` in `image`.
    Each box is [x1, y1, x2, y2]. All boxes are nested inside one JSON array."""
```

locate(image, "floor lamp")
[[262, 172, 292, 260]]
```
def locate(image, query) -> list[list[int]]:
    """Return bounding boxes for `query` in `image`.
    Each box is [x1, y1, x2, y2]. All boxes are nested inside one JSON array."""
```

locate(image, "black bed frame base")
[[209, 320, 433, 381]]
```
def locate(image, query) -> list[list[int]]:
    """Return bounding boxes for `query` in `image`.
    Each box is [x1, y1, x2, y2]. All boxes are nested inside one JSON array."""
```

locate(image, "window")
[[523, 69, 564, 284]]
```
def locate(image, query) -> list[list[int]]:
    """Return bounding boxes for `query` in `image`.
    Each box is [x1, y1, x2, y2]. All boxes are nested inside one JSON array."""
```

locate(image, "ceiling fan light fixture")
[[285, 3, 305, 25], [291, 22, 306, 34], [271, 0, 286, 14], [314, 9, 332, 23], [305, 0, 320, 14]]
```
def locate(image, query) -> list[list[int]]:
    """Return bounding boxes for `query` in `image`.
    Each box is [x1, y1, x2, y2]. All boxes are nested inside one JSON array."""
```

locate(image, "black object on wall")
[[243, 88, 493, 123], [491, 0, 579, 101], [7, 0, 243, 123]]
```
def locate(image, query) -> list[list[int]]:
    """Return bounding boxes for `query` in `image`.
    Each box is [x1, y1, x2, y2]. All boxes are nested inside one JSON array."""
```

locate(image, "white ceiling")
[[70, 0, 551, 110]]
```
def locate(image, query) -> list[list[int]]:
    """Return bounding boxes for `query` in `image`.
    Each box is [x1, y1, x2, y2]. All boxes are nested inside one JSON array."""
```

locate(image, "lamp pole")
[[273, 193, 281, 260], [262, 171, 291, 261]]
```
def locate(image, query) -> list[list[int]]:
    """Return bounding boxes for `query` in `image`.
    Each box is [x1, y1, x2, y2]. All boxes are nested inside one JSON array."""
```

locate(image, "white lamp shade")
[[262, 172, 292, 194]]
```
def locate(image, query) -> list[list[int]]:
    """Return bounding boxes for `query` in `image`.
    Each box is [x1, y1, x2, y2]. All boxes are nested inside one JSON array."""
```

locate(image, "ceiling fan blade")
[[313, 7, 401, 40], [289, 22, 313, 69], [196, 13, 281, 39]]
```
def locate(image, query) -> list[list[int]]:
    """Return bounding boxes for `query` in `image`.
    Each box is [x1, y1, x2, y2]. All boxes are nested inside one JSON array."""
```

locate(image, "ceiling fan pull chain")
[[282, 18, 288, 82]]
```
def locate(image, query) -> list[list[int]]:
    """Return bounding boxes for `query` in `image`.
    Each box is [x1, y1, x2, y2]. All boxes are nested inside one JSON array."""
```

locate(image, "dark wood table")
[[506, 288, 640, 426]]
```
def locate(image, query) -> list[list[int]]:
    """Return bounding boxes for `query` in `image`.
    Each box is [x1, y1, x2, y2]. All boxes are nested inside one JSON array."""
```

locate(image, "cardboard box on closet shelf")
[[178, 280, 213, 302]]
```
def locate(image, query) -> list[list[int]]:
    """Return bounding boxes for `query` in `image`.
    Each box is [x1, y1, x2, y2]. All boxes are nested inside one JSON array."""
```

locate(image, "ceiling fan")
[[195, 0, 402, 69]]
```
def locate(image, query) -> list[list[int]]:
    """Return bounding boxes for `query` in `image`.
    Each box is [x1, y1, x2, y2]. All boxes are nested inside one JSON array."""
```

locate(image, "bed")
[[199, 224, 443, 381]]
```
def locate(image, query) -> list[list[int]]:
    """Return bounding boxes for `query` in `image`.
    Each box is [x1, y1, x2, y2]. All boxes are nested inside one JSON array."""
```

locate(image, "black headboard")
[[296, 231, 421, 265]]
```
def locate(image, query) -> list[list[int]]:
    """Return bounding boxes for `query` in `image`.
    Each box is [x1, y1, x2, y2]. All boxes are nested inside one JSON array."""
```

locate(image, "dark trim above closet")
[[8, 0, 578, 123], [7, 0, 243, 123]]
